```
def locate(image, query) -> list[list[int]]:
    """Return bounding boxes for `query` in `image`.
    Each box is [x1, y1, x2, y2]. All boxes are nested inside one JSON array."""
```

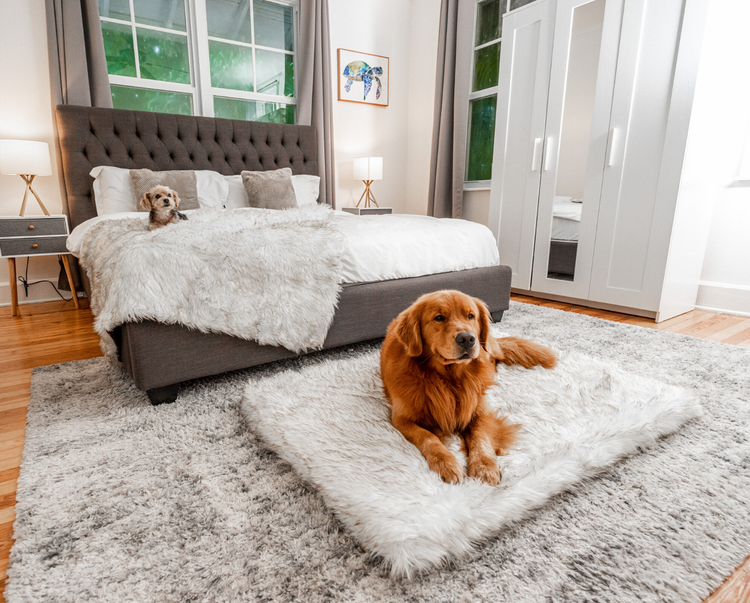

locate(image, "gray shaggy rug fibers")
[[7, 302, 750, 602]]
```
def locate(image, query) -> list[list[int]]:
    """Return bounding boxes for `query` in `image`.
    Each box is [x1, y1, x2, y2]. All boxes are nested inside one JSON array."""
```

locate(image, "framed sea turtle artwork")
[[337, 49, 389, 107]]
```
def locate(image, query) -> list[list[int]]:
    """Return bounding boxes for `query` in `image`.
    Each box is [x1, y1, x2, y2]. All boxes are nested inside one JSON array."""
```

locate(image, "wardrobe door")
[[587, 0, 687, 311], [487, 0, 555, 290], [529, 0, 624, 298]]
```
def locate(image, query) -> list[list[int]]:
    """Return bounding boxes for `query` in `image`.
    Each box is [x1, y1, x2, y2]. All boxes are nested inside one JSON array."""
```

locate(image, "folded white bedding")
[[68, 210, 500, 284]]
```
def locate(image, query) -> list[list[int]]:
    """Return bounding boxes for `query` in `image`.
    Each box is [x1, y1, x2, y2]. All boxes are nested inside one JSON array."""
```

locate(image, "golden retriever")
[[380, 290, 556, 485]]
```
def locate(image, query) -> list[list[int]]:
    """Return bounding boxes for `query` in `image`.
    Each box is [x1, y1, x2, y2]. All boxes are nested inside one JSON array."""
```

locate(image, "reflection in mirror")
[[547, 0, 605, 281]]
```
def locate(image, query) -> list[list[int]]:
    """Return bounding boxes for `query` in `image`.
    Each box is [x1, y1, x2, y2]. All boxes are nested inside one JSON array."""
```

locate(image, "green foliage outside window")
[[137, 28, 190, 84], [466, 95, 497, 181], [209, 40, 254, 92], [102, 21, 136, 77], [473, 42, 500, 91], [111, 85, 193, 115], [476, 0, 501, 45], [100, 0, 297, 125], [214, 97, 295, 124]]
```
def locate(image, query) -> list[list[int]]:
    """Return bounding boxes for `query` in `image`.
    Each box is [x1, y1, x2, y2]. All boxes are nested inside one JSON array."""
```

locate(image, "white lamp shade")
[[0, 140, 52, 176], [353, 157, 383, 181]]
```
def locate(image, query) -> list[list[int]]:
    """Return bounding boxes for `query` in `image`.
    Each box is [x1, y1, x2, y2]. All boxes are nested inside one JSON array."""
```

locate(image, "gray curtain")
[[46, 0, 111, 290], [297, 0, 336, 209], [428, 0, 474, 219]]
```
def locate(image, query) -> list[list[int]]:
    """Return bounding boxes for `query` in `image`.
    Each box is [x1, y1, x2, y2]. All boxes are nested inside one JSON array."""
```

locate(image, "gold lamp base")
[[356, 180, 379, 208], [19, 174, 50, 216]]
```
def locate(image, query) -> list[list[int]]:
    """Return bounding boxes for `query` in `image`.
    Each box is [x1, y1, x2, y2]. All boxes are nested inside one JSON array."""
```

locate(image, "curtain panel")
[[46, 0, 111, 289], [428, 0, 474, 219], [298, 0, 336, 209]]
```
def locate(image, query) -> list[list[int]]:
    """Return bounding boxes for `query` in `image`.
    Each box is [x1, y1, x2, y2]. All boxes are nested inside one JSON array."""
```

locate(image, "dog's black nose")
[[455, 332, 476, 349]]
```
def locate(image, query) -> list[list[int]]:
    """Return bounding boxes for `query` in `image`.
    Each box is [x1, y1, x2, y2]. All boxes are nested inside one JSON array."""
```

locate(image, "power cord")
[[17, 256, 74, 303]]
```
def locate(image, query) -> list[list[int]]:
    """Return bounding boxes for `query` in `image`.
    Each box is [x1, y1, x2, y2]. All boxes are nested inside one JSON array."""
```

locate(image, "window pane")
[[476, 0, 501, 46], [133, 0, 186, 32], [473, 42, 500, 91], [255, 49, 294, 97], [467, 95, 497, 181], [254, 0, 294, 51], [111, 85, 193, 115], [102, 21, 136, 77], [206, 0, 252, 44], [209, 41, 254, 91], [510, 0, 536, 10], [137, 28, 190, 84], [98, 0, 130, 20], [214, 97, 295, 124]]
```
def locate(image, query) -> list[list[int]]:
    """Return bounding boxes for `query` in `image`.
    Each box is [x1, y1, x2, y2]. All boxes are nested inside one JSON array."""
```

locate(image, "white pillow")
[[292, 174, 321, 207], [223, 173, 320, 208], [90, 166, 229, 215]]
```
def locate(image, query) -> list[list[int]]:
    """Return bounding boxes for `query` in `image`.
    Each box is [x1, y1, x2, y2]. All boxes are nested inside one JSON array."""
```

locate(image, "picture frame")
[[337, 49, 389, 107]]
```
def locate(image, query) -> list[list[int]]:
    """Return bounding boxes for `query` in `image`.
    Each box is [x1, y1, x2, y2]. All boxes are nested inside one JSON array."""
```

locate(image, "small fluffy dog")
[[380, 290, 557, 486], [140, 185, 188, 230]]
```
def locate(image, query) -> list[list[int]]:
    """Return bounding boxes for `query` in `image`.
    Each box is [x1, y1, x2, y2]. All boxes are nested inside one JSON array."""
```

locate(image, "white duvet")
[[67, 209, 500, 284]]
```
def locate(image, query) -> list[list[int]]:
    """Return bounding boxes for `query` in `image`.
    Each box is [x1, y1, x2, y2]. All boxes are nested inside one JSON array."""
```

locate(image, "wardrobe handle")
[[543, 137, 554, 171], [531, 138, 543, 171], [607, 128, 620, 167]]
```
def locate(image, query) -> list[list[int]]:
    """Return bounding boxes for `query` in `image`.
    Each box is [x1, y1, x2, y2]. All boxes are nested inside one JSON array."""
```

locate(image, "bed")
[[55, 105, 512, 404]]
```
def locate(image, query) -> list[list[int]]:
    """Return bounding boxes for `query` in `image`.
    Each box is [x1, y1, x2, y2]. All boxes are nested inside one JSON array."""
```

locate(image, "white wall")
[[0, 0, 66, 307], [328, 0, 439, 214], [693, 0, 750, 316]]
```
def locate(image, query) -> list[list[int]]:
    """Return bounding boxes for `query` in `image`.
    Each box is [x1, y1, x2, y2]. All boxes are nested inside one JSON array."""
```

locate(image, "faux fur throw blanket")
[[78, 206, 344, 353]]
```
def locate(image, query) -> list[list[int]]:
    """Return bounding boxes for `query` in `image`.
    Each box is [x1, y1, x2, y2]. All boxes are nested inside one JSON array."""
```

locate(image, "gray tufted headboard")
[[55, 105, 319, 231]]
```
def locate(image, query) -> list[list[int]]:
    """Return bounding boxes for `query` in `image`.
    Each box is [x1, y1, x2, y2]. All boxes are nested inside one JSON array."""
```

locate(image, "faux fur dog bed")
[[241, 332, 702, 577]]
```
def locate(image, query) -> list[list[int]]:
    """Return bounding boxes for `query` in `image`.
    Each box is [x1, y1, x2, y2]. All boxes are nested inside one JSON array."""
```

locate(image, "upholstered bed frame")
[[55, 105, 512, 404]]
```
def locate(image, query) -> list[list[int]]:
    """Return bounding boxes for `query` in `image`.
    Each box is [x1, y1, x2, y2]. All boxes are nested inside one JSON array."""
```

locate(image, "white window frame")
[[100, 0, 299, 120], [465, 0, 508, 187]]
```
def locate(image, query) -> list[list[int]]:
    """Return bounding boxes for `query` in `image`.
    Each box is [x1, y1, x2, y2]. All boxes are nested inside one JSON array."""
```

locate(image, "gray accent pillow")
[[130, 169, 200, 211], [241, 168, 298, 210]]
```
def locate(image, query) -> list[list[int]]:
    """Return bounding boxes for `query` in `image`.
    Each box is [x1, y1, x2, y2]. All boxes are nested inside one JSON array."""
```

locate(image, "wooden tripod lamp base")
[[356, 180, 379, 208], [19, 174, 51, 216], [353, 156, 383, 209]]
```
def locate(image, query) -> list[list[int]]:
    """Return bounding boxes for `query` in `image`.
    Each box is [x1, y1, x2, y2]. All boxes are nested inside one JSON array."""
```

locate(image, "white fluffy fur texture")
[[78, 206, 344, 353], [241, 330, 703, 577]]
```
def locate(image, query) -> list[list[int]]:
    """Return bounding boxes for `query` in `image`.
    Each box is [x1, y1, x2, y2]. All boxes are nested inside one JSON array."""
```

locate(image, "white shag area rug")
[[241, 333, 703, 577], [7, 302, 750, 603]]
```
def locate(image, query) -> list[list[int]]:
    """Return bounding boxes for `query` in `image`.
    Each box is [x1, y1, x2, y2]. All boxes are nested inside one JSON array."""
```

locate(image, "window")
[[466, 0, 535, 183], [98, 0, 298, 123]]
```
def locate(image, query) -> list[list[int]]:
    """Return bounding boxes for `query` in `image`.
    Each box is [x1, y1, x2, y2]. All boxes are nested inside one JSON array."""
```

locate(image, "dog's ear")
[[172, 190, 180, 207], [395, 304, 423, 357], [140, 192, 151, 210], [477, 300, 492, 351]]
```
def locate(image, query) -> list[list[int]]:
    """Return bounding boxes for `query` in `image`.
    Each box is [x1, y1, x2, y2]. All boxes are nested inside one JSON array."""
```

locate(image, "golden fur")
[[380, 290, 557, 485], [140, 185, 188, 230]]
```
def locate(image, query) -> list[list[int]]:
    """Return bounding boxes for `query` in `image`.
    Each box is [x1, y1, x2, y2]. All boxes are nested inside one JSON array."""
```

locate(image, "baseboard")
[[0, 281, 84, 307], [695, 281, 750, 317]]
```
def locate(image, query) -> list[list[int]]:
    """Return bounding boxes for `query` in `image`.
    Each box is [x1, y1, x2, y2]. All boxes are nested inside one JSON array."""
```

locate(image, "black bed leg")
[[147, 383, 180, 405], [491, 310, 504, 323]]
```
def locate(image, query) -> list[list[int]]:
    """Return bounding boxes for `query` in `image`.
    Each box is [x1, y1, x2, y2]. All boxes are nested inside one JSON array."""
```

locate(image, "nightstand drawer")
[[0, 216, 68, 237], [0, 235, 69, 257]]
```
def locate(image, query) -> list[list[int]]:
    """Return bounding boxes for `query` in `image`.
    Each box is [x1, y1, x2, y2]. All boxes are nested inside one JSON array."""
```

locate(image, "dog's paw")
[[468, 456, 501, 486], [427, 451, 464, 484]]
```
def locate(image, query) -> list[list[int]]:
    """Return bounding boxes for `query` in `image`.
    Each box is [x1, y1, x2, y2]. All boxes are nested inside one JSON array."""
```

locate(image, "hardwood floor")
[[0, 296, 748, 602]]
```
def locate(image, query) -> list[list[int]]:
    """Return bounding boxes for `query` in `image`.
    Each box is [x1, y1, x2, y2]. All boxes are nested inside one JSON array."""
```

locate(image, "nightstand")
[[342, 207, 393, 216], [0, 215, 79, 316]]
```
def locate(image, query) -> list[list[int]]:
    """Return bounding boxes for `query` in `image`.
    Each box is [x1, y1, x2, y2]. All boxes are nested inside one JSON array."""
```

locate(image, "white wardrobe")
[[486, 0, 712, 321]]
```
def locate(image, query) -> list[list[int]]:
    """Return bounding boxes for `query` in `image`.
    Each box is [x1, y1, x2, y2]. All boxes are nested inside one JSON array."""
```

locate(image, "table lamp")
[[0, 139, 52, 216], [353, 157, 383, 208]]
